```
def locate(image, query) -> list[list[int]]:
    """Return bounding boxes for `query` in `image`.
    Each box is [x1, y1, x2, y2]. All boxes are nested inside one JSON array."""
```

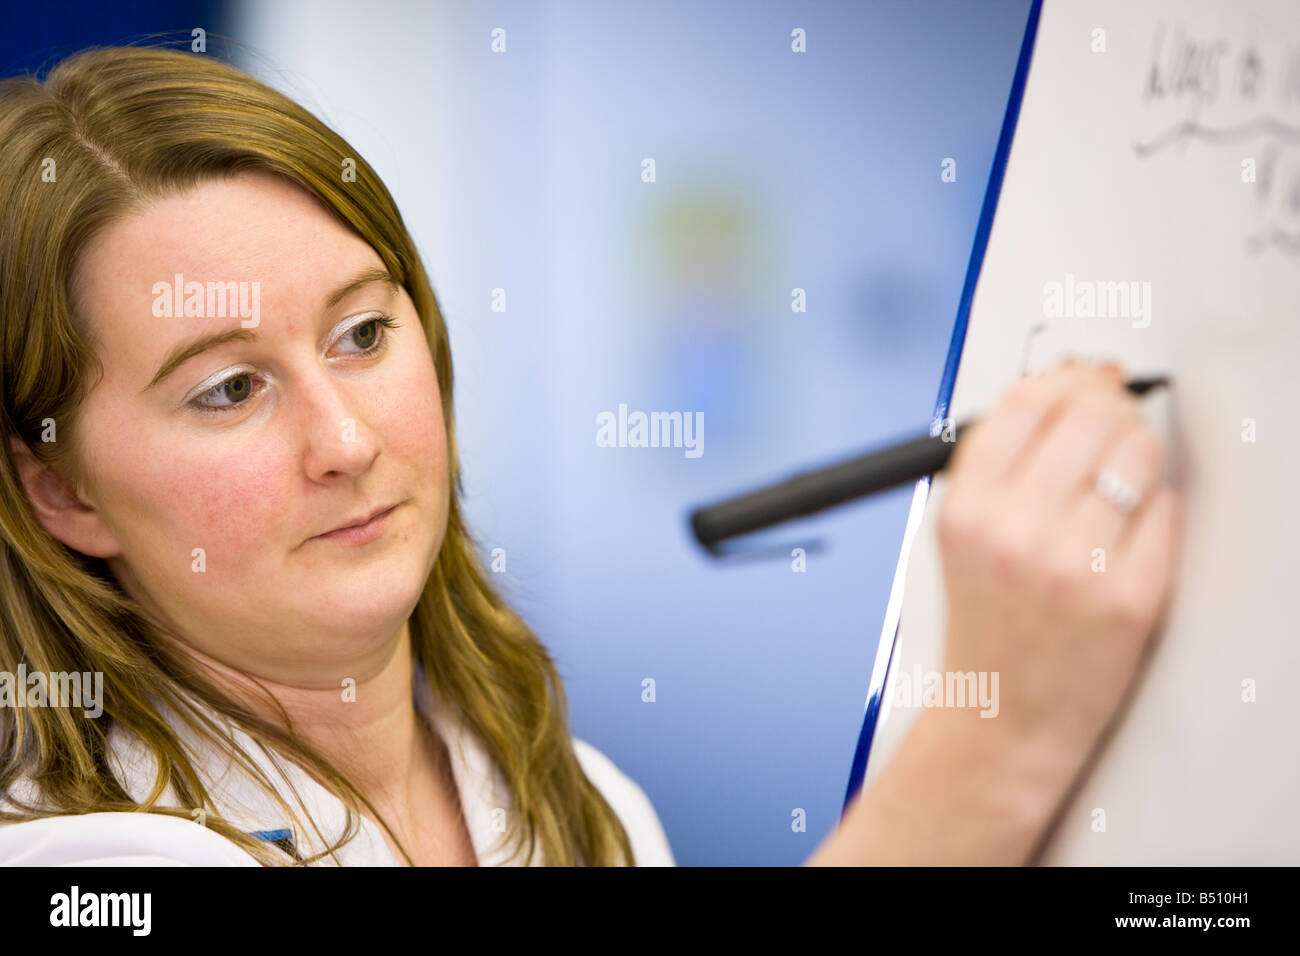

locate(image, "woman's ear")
[[7, 435, 121, 558]]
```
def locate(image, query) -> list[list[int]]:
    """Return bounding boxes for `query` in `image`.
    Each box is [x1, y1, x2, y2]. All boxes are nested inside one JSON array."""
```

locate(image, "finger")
[[1004, 371, 1143, 534], [1114, 483, 1183, 628], [1060, 418, 1166, 555], [949, 362, 1115, 500]]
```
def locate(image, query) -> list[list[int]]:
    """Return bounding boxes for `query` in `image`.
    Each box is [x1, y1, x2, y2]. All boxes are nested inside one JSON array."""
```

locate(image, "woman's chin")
[[291, 563, 426, 635]]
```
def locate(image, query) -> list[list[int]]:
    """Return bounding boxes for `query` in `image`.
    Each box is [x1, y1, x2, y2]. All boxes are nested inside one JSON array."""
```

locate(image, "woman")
[[0, 45, 1182, 866]]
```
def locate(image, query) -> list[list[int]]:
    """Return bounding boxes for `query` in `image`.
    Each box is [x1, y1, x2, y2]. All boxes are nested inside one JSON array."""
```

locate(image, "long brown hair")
[[0, 43, 633, 866]]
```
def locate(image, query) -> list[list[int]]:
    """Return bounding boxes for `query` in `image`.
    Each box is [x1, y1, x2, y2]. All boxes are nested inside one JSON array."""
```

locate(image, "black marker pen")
[[690, 376, 1170, 553]]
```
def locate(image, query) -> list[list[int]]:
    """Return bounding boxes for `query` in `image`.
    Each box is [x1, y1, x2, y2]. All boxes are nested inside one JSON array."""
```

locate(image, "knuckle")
[[1060, 401, 1110, 439], [1110, 395, 1145, 431], [998, 378, 1045, 417], [1075, 385, 1124, 418], [1068, 390, 1142, 442], [1040, 548, 1090, 597], [1103, 580, 1155, 631], [985, 526, 1035, 580], [1128, 425, 1164, 470]]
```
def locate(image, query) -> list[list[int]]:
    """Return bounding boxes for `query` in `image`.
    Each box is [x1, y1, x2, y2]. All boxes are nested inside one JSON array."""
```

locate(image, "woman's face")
[[47, 170, 448, 682]]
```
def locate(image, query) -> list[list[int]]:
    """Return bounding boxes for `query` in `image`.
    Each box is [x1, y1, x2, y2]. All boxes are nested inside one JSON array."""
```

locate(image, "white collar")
[[106, 664, 540, 865]]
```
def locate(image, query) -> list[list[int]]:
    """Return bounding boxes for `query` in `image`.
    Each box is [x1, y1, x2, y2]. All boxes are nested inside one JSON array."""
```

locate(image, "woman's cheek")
[[407, 358, 446, 468], [156, 451, 292, 561], [407, 398, 446, 472]]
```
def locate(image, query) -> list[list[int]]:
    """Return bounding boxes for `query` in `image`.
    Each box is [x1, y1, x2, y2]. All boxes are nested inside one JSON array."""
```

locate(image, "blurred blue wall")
[[5, 0, 1034, 865], [0, 2, 224, 77]]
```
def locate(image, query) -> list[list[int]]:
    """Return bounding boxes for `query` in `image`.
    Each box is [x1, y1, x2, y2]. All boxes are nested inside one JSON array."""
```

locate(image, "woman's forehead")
[[89, 173, 358, 278], [77, 176, 383, 324], [69, 173, 392, 397]]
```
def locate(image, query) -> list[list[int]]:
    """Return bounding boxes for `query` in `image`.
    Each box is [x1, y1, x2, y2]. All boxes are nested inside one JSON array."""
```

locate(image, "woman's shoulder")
[[0, 811, 263, 867], [570, 737, 675, 866]]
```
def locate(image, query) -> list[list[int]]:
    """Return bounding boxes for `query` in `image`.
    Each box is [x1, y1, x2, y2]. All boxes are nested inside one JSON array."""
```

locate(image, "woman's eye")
[[335, 313, 400, 355], [190, 372, 265, 414], [186, 313, 400, 416]]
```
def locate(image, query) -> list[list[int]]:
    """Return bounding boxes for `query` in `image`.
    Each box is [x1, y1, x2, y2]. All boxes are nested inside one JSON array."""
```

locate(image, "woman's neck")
[[176, 621, 441, 837]]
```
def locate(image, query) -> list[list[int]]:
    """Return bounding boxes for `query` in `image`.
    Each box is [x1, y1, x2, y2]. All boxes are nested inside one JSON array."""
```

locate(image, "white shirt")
[[0, 666, 674, 867]]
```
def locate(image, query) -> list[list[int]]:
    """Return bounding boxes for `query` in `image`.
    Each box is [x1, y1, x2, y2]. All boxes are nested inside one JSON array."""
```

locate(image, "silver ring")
[[1096, 469, 1140, 514]]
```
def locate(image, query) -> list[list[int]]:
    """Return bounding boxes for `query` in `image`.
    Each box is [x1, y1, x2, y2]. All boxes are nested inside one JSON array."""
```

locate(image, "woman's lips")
[[310, 503, 400, 545]]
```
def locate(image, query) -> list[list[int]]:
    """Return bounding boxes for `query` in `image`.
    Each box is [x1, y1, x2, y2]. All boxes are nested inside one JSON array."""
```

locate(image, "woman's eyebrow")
[[143, 268, 400, 394], [326, 267, 398, 309], [144, 328, 257, 393]]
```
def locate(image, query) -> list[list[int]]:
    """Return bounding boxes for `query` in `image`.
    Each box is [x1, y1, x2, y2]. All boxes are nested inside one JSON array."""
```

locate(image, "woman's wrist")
[[807, 706, 1076, 866]]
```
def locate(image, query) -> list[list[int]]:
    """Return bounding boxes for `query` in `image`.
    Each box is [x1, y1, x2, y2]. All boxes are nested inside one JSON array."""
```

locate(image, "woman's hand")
[[807, 360, 1184, 865], [935, 360, 1183, 782]]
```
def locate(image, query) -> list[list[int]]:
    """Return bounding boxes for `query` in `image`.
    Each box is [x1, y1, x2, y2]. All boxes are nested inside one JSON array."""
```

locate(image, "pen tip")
[[1127, 375, 1170, 395]]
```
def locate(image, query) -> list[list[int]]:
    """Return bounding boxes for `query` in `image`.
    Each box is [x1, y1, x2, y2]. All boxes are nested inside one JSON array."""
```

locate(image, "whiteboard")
[[861, 0, 1300, 864]]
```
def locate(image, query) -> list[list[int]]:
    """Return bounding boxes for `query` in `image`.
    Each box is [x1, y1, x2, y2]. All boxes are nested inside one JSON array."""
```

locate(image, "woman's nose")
[[296, 377, 381, 481]]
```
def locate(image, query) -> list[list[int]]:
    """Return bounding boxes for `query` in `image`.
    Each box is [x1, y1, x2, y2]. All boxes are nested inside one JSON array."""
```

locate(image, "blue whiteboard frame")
[[841, 0, 1044, 813]]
